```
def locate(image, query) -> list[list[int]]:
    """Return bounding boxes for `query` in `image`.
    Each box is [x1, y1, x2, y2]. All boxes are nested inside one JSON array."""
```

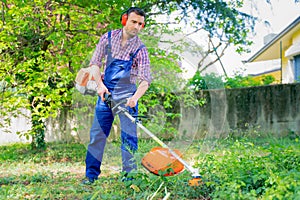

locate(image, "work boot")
[[81, 177, 98, 185]]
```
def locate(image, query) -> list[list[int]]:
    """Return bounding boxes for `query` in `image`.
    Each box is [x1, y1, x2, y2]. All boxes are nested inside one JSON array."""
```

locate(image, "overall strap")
[[130, 44, 145, 59], [107, 31, 112, 55], [106, 31, 113, 65]]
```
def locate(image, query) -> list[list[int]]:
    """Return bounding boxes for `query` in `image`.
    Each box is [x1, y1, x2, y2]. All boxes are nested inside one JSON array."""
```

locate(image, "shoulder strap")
[[131, 44, 145, 59], [107, 31, 112, 55], [106, 31, 113, 65]]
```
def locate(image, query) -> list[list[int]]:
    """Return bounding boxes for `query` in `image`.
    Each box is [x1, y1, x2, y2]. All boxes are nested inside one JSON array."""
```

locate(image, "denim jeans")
[[85, 98, 138, 179]]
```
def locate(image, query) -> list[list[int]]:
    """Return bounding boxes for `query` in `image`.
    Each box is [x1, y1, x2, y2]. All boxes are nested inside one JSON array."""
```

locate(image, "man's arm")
[[90, 64, 109, 101], [126, 80, 149, 108], [126, 46, 151, 108], [89, 33, 109, 101]]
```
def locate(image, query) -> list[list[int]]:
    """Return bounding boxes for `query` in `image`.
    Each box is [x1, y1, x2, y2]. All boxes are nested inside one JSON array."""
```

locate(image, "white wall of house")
[[0, 109, 31, 145], [245, 59, 281, 76], [284, 59, 296, 83]]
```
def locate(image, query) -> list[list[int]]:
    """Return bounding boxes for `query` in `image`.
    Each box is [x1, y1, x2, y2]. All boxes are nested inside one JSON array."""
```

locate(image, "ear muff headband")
[[121, 12, 145, 28]]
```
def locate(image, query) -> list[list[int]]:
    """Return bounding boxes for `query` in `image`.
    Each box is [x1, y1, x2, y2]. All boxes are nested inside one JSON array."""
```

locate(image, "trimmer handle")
[[104, 93, 112, 107], [104, 93, 113, 109], [103, 93, 136, 113]]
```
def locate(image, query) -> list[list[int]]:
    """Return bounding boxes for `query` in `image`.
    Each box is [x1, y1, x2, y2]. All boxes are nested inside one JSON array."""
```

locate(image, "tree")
[[0, 0, 185, 148], [0, 0, 129, 148], [144, 0, 299, 74]]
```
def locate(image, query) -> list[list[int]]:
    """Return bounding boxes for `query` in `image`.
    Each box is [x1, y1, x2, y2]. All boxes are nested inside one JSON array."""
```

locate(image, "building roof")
[[248, 68, 281, 76], [247, 16, 300, 62]]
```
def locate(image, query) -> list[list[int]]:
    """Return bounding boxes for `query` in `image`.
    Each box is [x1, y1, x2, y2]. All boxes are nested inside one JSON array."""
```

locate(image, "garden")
[[1, 1, 300, 199], [1, 134, 299, 199]]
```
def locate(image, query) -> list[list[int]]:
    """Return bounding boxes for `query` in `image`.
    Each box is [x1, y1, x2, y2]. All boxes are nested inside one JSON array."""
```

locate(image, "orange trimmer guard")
[[141, 147, 185, 176]]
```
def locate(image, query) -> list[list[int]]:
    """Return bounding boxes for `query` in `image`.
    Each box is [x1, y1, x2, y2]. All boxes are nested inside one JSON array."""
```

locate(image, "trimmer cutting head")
[[188, 177, 202, 186], [103, 93, 203, 185], [141, 147, 185, 176]]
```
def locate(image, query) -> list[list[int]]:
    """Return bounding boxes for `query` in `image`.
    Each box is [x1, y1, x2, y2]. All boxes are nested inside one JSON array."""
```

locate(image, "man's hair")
[[126, 7, 146, 18], [121, 7, 146, 20]]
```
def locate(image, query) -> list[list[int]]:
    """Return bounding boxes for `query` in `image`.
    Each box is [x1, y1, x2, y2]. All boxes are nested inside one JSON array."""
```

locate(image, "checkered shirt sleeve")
[[89, 29, 151, 85]]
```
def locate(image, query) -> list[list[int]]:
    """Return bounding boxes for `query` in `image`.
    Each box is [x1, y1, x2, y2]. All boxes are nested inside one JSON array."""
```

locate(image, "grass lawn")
[[0, 136, 299, 199]]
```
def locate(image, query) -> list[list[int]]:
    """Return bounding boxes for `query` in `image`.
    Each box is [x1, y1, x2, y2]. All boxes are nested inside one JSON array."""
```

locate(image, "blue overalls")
[[85, 31, 145, 180]]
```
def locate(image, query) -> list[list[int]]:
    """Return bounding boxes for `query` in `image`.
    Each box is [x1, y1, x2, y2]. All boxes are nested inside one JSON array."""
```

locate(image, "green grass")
[[0, 136, 299, 199]]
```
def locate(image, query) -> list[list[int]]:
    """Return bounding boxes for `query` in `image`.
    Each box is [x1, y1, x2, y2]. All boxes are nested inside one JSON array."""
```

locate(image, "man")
[[83, 7, 151, 184]]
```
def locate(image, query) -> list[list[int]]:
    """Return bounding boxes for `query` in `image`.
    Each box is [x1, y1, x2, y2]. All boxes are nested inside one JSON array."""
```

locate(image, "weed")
[[0, 137, 299, 199]]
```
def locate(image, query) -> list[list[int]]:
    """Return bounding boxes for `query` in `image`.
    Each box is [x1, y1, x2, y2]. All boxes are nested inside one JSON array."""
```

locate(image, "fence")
[[1, 83, 299, 145]]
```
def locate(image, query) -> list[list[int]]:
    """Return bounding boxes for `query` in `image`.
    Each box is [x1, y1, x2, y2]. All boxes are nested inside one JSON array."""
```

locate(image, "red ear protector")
[[121, 13, 128, 26], [121, 13, 145, 28]]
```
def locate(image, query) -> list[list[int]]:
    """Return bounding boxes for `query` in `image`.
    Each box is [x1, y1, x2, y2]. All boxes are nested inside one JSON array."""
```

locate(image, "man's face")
[[124, 12, 145, 38]]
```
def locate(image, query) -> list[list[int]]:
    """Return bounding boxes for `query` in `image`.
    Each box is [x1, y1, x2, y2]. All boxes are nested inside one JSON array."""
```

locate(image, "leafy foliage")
[[187, 71, 225, 90], [195, 137, 300, 199], [0, 0, 132, 148], [143, 0, 256, 51], [225, 74, 262, 89], [187, 72, 276, 90], [261, 75, 276, 85]]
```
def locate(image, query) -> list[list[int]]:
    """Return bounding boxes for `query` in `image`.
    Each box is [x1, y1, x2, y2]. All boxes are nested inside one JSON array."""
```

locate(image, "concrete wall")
[[178, 83, 300, 139], [1, 83, 300, 145]]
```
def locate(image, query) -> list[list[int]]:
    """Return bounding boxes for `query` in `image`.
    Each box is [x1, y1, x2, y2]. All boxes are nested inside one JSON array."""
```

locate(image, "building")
[[246, 16, 300, 83]]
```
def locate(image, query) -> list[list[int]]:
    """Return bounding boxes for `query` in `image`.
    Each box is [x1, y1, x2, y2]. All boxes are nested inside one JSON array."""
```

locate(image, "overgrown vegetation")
[[1, 135, 299, 199], [187, 71, 276, 91]]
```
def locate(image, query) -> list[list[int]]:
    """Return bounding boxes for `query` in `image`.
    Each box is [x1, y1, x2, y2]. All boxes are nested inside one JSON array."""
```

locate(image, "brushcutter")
[[104, 94, 202, 186]]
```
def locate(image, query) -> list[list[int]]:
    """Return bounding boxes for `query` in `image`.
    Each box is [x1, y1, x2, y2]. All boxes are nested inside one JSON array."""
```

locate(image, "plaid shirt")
[[89, 29, 151, 85]]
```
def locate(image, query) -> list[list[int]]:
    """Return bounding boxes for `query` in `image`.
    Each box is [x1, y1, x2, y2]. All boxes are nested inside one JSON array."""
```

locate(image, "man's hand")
[[89, 64, 109, 101], [97, 84, 110, 102], [125, 80, 149, 108], [125, 97, 138, 108]]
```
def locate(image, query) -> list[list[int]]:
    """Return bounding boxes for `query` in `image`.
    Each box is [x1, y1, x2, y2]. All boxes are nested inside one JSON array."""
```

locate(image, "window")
[[294, 55, 300, 82]]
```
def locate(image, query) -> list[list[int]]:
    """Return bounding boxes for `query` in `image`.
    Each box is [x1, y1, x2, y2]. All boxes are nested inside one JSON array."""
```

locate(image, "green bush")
[[187, 72, 276, 91]]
